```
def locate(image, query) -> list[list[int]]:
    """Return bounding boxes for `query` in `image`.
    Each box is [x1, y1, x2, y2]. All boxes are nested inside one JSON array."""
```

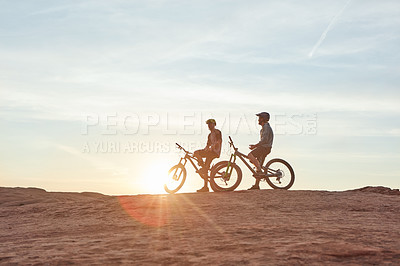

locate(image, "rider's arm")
[[204, 134, 211, 150]]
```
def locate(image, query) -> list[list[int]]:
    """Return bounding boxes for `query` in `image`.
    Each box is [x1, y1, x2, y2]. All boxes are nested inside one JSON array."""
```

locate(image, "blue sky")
[[1, 0, 399, 194]]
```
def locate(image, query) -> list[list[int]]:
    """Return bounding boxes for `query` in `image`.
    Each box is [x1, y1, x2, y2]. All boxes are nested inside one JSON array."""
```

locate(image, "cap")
[[206, 118, 216, 125], [256, 112, 270, 120]]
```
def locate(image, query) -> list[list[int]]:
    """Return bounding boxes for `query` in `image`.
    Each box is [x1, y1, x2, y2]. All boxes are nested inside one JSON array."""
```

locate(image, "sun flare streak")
[[118, 195, 169, 227], [180, 194, 226, 235]]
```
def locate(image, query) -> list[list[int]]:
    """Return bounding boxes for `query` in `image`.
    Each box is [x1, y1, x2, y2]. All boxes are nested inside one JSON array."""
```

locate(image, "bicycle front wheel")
[[210, 161, 242, 192], [209, 161, 229, 192], [164, 164, 187, 194], [264, 158, 295, 190]]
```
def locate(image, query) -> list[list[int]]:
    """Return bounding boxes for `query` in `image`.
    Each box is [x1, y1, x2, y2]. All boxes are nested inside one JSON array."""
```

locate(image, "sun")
[[139, 161, 172, 194]]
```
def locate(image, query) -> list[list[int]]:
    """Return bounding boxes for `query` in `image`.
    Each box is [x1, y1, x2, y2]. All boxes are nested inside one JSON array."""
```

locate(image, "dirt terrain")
[[1, 186, 399, 265]]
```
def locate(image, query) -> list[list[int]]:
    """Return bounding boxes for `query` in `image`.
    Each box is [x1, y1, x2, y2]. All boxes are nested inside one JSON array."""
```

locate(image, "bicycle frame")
[[174, 143, 205, 178], [177, 153, 201, 173], [225, 137, 280, 178]]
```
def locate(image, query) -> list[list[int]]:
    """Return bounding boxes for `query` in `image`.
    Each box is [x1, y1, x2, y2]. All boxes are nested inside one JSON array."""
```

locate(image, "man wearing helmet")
[[248, 112, 274, 190], [193, 119, 222, 192]]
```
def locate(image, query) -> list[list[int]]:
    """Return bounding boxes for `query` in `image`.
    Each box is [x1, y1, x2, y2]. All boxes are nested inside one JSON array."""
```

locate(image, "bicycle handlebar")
[[228, 136, 237, 150], [176, 143, 188, 153]]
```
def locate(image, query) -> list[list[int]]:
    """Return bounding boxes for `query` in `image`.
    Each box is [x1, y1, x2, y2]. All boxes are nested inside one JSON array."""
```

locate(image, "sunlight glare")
[[139, 161, 171, 194]]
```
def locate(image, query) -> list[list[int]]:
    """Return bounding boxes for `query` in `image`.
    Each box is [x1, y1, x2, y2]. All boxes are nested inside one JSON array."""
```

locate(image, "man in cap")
[[193, 119, 222, 192], [248, 112, 274, 190]]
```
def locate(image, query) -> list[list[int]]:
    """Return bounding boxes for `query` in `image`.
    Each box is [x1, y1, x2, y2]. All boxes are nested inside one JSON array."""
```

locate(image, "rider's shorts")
[[250, 146, 271, 164], [195, 149, 218, 160]]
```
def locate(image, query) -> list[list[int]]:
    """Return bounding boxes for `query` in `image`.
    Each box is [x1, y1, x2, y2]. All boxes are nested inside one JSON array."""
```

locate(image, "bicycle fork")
[[173, 158, 187, 180], [223, 153, 236, 182]]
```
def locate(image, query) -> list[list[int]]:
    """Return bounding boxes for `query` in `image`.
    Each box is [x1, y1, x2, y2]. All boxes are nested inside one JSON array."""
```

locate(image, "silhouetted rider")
[[194, 119, 222, 192], [248, 112, 274, 190]]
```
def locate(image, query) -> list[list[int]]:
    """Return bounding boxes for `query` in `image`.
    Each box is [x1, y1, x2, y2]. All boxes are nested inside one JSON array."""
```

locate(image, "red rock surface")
[[1, 187, 399, 264]]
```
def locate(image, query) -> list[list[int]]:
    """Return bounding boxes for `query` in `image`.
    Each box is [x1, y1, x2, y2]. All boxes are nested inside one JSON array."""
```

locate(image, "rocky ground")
[[0, 186, 399, 265]]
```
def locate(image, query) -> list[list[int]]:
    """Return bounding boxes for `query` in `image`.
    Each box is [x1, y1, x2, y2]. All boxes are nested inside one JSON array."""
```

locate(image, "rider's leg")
[[202, 151, 218, 187], [202, 153, 217, 187], [193, 150, 205, 167], [203, 176, 208, 187], [248, 147, 268, 190], [248, 152, 262, 172], [195, 150, 212, 191], [204, 154, 216, 171]]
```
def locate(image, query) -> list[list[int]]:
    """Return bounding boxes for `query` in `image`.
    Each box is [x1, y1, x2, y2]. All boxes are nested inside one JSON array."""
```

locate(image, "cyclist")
[[248, 112, 274, 190], [194, 119, 222, 192]]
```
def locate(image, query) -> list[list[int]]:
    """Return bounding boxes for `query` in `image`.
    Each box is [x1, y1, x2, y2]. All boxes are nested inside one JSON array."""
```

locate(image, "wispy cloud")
[[308, 0, 352, 57]]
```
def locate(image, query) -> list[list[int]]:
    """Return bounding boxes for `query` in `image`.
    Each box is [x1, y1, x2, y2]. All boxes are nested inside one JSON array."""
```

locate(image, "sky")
[[1, 0, 399, 195]]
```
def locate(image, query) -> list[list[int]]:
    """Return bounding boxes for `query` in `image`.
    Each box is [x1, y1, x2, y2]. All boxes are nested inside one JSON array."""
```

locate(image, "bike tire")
[[209, 161, 242, 192], [164, 164, 187, 194], [264, 158, 295, 190], [209, 161, 228, 192]]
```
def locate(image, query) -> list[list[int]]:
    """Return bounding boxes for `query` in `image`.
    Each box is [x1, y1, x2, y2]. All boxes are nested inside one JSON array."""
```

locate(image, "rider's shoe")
[[196, 186, 209, 193], [248, 185, 260, 190]]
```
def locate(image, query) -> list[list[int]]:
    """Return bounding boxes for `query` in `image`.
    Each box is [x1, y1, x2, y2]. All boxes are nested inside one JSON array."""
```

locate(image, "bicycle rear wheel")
[[164, 164, 187, 194], [264, 158, 295, 190], [209, 161, 242, 191]]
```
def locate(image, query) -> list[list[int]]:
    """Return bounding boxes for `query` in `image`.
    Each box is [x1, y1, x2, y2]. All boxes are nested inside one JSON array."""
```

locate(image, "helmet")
[[206, 118, 216, 125], [256, 112, 270, 121]]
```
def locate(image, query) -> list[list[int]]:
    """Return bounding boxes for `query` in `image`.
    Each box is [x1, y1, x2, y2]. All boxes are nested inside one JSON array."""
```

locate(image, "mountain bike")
[[164, 143, 238, 194], [209, 136, 295, 191]]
